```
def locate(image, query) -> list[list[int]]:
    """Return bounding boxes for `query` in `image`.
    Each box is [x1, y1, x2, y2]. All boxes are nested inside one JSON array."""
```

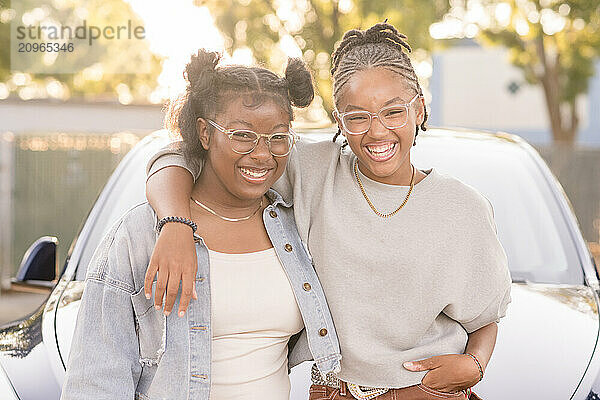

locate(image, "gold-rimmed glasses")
[[333, 94, 421, 135], [206, 119, 298, 157]]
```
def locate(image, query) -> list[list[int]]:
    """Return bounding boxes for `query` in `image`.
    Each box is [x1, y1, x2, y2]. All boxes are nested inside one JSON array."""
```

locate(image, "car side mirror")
[[12, 236, 59, 289]]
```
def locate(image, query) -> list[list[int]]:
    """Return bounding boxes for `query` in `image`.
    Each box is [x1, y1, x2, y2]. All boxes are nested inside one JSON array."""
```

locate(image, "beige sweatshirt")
[[147, 139, 512, 388]]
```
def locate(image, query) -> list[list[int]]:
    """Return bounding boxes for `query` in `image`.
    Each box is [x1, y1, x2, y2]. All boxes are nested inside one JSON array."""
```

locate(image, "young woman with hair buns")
[[60, 49, 342, 400], [143, 23, 511, 400]]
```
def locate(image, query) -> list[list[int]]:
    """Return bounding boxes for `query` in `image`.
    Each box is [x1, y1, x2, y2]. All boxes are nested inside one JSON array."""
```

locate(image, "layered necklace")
[[191, 196, 263, 222], [353, 159, 415, 218]]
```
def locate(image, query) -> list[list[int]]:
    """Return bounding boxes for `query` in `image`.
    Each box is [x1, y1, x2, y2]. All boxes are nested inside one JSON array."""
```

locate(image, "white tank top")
[[209, 247, 304, 400]]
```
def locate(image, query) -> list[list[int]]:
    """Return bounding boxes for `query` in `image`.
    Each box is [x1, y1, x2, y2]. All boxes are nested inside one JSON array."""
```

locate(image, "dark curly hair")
[[330, 23, 428, 146], [165, 49, 314, 172]]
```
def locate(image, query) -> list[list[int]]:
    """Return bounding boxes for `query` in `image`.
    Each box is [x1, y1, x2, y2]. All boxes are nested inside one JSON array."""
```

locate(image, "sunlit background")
[[0, 0, 599, 295], [1, 0, 591, 109]]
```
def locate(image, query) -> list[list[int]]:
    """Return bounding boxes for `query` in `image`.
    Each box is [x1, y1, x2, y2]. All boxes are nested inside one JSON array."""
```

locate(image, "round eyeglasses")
[[206, 119, 297, 157], [333, 94, 421, 135]]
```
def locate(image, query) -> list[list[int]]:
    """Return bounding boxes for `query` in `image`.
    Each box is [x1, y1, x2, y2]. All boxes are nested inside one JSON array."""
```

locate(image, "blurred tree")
[[195, 0, 450, 118], [0, 0, 163, 103], [465, 0, 600, 144], [1, 1, 12, 83]]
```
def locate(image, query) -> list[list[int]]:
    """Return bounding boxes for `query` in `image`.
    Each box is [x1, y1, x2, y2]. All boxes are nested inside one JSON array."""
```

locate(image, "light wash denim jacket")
[[61, 189, 341, 400]]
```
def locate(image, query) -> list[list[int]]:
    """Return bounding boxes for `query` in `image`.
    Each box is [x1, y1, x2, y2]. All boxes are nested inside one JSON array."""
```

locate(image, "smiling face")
[[196, 94, 291, 204], [335, 67, 425, 185]]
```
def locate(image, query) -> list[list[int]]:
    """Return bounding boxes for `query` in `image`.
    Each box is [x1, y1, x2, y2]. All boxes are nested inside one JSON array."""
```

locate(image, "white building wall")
[[431, 41, 595, 146], [0, 99, 164, 134]]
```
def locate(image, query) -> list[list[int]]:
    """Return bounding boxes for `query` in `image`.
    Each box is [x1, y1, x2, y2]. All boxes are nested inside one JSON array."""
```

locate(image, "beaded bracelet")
[[466, 353, 484, 382], [157, 216, 197, 233]]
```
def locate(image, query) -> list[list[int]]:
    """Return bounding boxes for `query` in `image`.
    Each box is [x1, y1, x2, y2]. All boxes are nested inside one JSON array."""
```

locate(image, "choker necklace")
[[191, 196, 263, 222], [353, 159, 415, 218]]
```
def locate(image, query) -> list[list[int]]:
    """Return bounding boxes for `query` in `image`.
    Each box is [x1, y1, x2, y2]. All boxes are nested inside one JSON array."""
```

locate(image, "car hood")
[[474, 283, 598, 398], [0, 305, 62, 399]]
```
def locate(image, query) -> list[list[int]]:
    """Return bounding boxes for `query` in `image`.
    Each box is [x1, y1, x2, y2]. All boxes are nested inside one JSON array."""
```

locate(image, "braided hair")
[[330, 23, 428, 145], [165, 49, 314, 172]]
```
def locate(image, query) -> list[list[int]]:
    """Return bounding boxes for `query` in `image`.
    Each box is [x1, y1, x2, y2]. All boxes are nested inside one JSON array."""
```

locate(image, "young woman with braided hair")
[[61, 49, 343, 400], [144, 23, 511, 400]]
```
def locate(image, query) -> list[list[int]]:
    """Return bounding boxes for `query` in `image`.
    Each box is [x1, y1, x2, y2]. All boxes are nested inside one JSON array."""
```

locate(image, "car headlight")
[[0, 363, 19, 400]]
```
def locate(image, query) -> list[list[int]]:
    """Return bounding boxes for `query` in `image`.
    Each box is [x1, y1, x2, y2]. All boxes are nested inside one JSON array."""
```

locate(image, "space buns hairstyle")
[[330, 22, 428, 144], [165, 49, 314, 170]]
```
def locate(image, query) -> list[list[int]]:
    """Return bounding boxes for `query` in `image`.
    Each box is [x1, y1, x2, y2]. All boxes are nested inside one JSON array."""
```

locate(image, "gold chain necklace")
[[191, 196, 263, 222], [353, 159, 415, 218]]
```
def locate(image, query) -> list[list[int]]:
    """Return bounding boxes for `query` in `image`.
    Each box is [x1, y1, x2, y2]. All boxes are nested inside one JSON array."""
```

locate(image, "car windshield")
[[412, 132, 582, 284], [74, 132, 583, 285]]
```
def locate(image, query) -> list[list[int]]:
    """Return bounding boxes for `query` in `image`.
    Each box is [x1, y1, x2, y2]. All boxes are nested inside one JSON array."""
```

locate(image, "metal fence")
[[0, 132, 143, 290], [537, 146, 600, 245], [0, 133, 599, 291]]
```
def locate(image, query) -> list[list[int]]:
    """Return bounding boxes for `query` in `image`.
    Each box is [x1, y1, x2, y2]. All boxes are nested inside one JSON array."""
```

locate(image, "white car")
[[2, 128, 599, 399]]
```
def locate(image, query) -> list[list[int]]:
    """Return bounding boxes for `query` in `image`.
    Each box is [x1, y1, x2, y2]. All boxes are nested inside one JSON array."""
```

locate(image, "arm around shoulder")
[[146, 142, 196, 220], [146, 141, 199, 182], [144, 142, 198, 316]]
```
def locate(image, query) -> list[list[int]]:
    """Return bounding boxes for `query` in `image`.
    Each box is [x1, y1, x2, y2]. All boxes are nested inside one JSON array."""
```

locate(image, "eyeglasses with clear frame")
[[333, 94, 421, 135], [206, 119, 298, 157]]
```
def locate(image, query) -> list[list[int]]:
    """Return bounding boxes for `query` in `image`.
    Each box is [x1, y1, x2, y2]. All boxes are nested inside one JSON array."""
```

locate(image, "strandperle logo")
[[10, 1, 153, 74], [15, 19, 146, 46]]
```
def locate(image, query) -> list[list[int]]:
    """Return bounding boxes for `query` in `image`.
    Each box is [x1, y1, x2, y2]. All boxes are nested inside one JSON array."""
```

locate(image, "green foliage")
[[0, 0, 163, 103], [196, 0, 450, 117], [1, 1, 12, 82], [474, 0, 600, 141], [479, 0, 599, 102]]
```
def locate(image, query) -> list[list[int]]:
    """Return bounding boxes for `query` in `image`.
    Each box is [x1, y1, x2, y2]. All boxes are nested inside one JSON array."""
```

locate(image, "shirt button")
[[269, 210, 277, 218], [319, 328, 328, 337], [284, 244, 293, 252], [303, 282, 312, 291]]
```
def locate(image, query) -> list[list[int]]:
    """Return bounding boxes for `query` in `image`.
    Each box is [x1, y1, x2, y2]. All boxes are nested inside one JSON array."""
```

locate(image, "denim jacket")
[[60, 189, 341, 400]]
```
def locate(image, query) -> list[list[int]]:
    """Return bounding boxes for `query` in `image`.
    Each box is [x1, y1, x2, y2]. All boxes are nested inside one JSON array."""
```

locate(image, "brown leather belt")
[[310, 363, 474, 400]]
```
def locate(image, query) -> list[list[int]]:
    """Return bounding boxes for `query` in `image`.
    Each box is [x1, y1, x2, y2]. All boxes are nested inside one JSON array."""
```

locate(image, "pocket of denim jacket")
[[131, 286, 166, 366]]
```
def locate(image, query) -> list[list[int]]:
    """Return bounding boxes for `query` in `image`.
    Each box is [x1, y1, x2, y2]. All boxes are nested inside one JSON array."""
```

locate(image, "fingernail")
[[145, 293, 151, 299], [155, 305, 160, 310], [403, 362, 413, 368], [179, 311, 185, 317], [164, 311, 171, 316]]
